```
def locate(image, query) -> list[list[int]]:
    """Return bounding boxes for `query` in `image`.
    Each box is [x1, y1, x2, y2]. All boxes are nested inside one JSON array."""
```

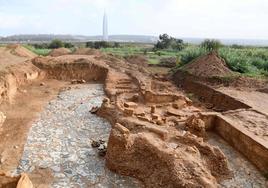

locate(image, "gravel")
[[13, 84, 142, 188]]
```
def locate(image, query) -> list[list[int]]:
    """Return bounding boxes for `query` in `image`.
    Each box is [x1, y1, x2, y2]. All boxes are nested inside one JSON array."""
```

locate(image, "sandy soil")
[[0, 47, 28, 69]]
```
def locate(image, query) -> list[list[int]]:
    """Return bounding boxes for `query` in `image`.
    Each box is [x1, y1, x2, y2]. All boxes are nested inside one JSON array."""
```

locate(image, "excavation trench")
[[13, 83, 141, 187]]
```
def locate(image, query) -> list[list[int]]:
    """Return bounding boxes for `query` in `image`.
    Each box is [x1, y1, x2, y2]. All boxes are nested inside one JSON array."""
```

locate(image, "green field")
[[24, 42, 268, 78], [101, 45, 268, 78], [24, 45, 51, 56]]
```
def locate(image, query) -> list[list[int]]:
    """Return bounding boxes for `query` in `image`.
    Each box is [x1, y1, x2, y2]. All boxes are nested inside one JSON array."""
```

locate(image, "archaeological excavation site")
[[0, 45, 267, 188]]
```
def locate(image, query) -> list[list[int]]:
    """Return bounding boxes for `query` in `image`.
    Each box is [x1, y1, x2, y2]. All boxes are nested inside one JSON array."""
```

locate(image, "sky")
[[0, 0, 267, 39]]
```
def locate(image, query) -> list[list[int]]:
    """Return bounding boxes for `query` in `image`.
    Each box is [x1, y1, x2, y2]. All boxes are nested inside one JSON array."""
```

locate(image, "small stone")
[[124, 108, 134, 116], [124, 102, 138, 108], [90, 106, 99, 114], [91, 140, 100, 148], [151, 105, 156, 113], [40, 82, 45, 86], [14, 145, 19, 149]]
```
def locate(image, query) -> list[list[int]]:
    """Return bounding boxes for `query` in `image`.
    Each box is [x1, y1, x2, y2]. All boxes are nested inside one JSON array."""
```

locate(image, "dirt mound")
[[49, 48, 71, 57], [125, 55, 148, 67], [181, 51, 234, 78], [6, 44, 37, 59], [73, 48, 101, 56]]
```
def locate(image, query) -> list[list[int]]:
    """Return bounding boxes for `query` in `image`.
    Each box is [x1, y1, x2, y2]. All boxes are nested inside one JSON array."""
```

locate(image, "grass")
[[23, 45, 51, 56]]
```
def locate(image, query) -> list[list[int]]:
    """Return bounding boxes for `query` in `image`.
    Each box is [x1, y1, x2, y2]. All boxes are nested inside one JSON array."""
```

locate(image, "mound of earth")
[[125, 55, 148, 67], [181, 51, 234, 78], [6, 44, 37, 59], [73, 48, 101, 56], [48, 48, 71, 57]]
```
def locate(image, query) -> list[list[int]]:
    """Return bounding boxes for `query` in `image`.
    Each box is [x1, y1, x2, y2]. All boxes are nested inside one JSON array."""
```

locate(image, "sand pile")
[[6, 44, 37, 59], [73, 48, 101, 56], [125, 55, 148, 67], [49, 48, 71, 57], [181, 51, 234, 78]]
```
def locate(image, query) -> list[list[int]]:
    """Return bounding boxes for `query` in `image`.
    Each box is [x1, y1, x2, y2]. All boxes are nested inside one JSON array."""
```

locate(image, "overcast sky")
[[0, 0, 267, 39]]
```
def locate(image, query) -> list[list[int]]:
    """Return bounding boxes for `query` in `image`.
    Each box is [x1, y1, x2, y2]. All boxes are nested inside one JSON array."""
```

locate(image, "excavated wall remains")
[[173, 52, 268, 177], [28, 53, 233, 187], [1, 48, 267, 187]]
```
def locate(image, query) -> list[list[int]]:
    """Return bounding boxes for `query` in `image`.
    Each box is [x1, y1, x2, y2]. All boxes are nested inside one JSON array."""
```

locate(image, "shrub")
[[86, 41, 94, 48], [201, 39, 222, 51], [154, 34, 184, 50], [64, 42, 74, 48], [49, 39, 64, 49], [179, 47, 206, 66]]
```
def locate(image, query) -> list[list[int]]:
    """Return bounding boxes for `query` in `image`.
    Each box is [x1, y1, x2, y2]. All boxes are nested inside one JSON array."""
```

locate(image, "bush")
[[201, 39, 222, 51], [49, 39, 64, 49], [64, 42, 74, 48], [154, 34, 184, 50], [179, 47, 206, 66], [86, 41, 94, 48]]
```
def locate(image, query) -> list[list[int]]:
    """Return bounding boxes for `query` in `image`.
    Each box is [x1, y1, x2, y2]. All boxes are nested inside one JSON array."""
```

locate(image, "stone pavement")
[[14, 84, 142, 188]]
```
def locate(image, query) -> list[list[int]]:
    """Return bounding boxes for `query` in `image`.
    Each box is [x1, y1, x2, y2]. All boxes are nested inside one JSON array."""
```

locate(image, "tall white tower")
[[103, 12, 108, 41]]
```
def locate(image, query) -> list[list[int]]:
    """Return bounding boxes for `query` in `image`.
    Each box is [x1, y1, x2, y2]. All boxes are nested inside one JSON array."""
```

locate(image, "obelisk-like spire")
[[103, 11, 108, 41]]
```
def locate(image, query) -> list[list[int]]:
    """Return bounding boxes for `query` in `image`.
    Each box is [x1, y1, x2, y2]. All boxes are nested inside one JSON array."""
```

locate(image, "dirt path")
[[13, 84, 142, 187]]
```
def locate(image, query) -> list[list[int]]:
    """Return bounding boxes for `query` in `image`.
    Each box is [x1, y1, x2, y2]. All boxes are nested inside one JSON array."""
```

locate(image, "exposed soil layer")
[[173, 51, 268, 182], [49, 48, 71, 57], [125, 55, 148, 67], [208, 133, 267, 188], [217, 88, 268, 115], [0, 45, 267, 187]]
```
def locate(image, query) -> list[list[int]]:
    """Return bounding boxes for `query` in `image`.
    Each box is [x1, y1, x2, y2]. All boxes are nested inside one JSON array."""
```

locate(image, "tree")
[[113, 42, 120, 48], [94, 41, 110, 49], [64, 42, 74, 48], [86, 41, 95, 48], [49, 39, 64, 49], [201, 39, 222, 51], [154, 34, 184, 50]]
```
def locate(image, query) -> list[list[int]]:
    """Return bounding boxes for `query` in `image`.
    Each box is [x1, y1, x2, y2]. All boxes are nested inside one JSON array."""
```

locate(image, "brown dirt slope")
[[6, 44, 37, 59], [49, 48, 71, 57], [181, 51, 234, 78], [125, 55, 148, 67]]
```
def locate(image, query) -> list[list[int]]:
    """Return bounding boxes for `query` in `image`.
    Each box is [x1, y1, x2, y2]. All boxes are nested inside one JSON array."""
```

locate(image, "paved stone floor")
[[208, 133, 268, 188], [14, 84, 142, 188]]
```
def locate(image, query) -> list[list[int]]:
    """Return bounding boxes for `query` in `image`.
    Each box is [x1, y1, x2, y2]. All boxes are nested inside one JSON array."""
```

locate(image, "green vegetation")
[[101, 44, 268, 78], [23, 45, 51, 56], [86, 41, 120, 49], [201, 39, 222, 51], [154, 34, 184, 51], [23, 36, 268, 78]]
